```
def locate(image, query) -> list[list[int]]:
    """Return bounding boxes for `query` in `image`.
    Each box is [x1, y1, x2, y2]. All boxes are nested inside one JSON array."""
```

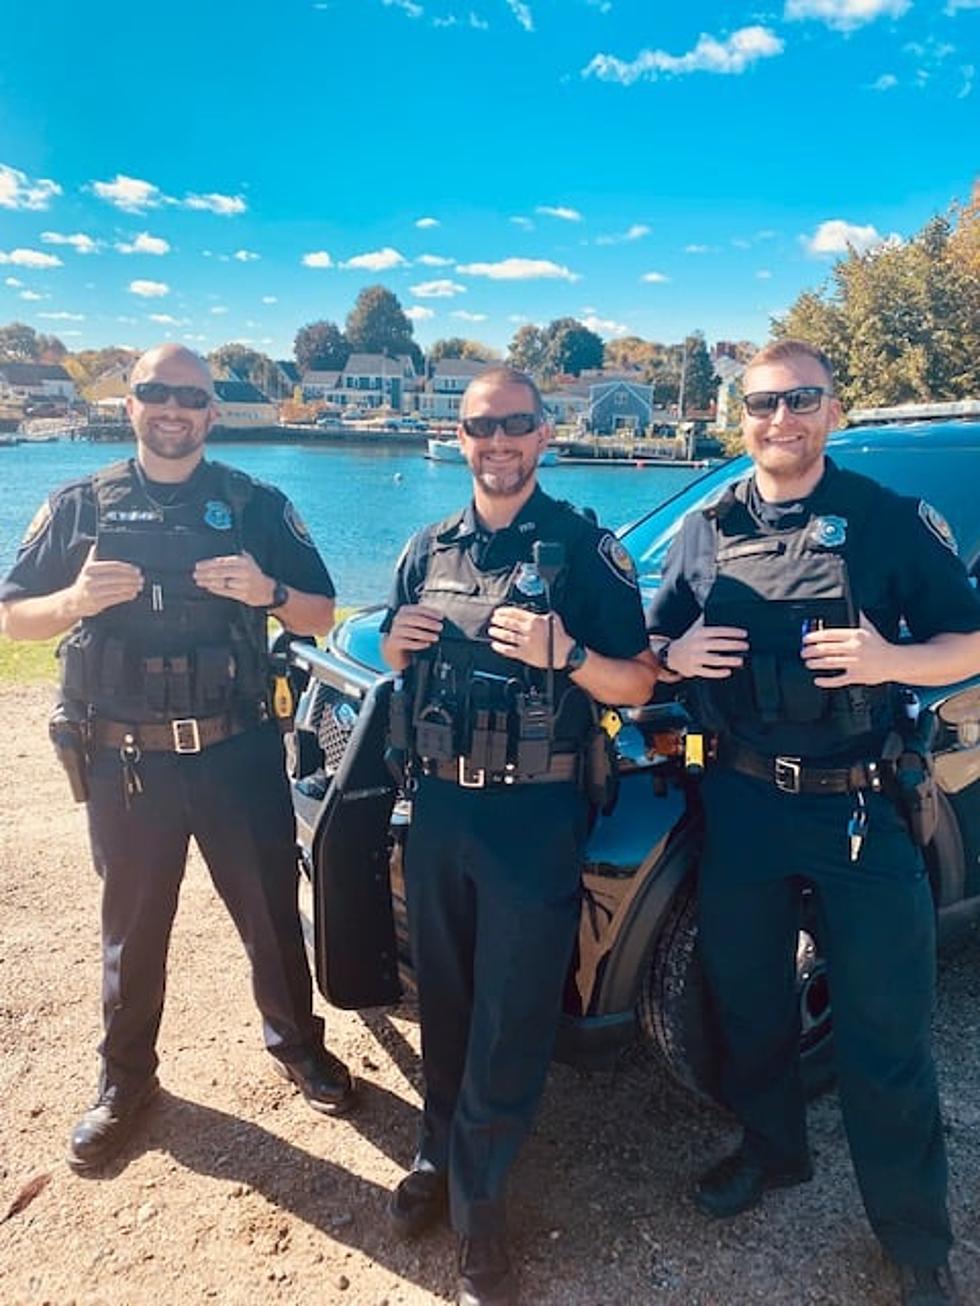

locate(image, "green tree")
[[0, 322, 47, 362], [546, 319, 604, 377], [507, 324, 549, 376], [429, 337, 497, 363], [294, 320, 350, 373], [680, 331, 720, 412], [344, 286, 420, 368]]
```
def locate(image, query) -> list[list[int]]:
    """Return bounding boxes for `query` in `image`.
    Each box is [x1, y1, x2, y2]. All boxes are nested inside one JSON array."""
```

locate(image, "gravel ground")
[[1, 683, 979, 1306]]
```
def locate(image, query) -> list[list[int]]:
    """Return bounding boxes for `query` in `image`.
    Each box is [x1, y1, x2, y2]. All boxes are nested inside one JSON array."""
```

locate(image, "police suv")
[[284, 418, 980, 1102]]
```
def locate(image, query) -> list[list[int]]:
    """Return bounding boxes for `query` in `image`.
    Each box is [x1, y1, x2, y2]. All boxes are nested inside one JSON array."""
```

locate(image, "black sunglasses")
[[132, 381, 213, 410], [742, 386, 828, 418], [461, 412, 539, 439]]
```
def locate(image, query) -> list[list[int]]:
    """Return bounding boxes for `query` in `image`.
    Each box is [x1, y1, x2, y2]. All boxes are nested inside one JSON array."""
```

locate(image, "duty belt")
[[720, 741, 884, 796], [426, 752, 580, 789], [91, 711, 252, 755]]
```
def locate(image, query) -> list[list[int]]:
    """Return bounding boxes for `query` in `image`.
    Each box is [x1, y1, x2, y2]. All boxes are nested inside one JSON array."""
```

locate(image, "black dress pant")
[[85, 723, 323, 1091], [697, 765, 952, 1268], [404, 775, 586, 1237]]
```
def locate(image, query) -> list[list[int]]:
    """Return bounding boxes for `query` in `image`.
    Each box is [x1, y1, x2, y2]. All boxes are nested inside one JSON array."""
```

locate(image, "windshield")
[[622, 440, 980, 583]]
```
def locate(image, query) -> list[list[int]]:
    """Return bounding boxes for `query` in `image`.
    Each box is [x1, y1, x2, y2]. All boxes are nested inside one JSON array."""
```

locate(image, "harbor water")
[[0, 441, 707, 606]]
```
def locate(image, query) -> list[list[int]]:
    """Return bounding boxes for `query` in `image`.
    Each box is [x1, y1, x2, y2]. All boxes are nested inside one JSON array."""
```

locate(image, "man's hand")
[[802, 612, 897, 687], [385, 604, 444, 662], [193, 552, 275, 607], [662, 616, 748, 679], [69, 545, 143, 618], [487, 605, 574, 670]]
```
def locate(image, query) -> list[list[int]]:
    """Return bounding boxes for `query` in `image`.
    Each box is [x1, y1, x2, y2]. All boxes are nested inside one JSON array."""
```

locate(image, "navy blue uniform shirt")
[[0, 458, 335, 603], [382, 485, 649, 659], [646, 459, 980, 642]]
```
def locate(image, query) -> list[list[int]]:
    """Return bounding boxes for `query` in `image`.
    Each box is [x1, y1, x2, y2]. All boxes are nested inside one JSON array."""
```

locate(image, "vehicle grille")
[[306, 682, 361, 773]]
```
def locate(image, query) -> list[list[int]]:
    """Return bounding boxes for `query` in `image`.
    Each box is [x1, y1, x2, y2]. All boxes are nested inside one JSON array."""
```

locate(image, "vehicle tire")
[[638, 878, 836, 1105]]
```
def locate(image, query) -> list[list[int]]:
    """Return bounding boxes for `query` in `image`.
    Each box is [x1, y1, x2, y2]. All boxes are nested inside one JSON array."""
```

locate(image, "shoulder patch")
[[21, 500, 52, 548], [598, 533, 638, 589], [284, 500, 315, 548], [918, 500, 958, 555]]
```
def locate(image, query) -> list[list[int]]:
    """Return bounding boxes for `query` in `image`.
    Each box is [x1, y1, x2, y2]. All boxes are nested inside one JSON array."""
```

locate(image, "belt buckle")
[[774, 756, 802, 794], [172, 718, 202, 754], [457, 757, 486, 788]]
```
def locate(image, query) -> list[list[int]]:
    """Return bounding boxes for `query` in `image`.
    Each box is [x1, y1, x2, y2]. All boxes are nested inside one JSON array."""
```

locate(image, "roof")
[[431, 358, 489, 379], [343, 353, 413, 376], [213, 380, 272, 404], [302, 370, 342, 386], [276, 360, 300, 383], [0, 362, 73, 384]]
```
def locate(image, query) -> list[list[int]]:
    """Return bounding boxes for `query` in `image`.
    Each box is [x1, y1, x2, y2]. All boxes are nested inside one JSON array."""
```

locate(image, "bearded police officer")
[[647, 339, 980, 1306], [381, 365, 657, 1306], [0, 344, 355, 1172]]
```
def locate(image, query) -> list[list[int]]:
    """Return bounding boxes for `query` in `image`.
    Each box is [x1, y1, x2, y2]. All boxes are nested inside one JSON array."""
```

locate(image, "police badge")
[[808, 515, 848, 549], [918, 500, 957, 554], [204, 499, 233, 531]]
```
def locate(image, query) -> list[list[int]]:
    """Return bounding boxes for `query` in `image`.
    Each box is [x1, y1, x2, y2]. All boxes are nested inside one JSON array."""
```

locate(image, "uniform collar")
[[460, 484, 550, 541], [747, 458, 838, 530]]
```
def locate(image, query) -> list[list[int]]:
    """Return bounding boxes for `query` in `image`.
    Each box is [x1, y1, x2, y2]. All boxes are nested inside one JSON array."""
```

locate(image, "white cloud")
[[641, 271, 670, 283], [129, 279, 170, 297], [382, 0, 423, 15], [803, 218, 898, 255], [233, 249, 260, 262], [415, 216, 440, 228], [595, 223, 650, 245], [584, 26, 784, 84], [784, 0, 910, 31], [342, 246, 409, 271], [510, 216, 534, 230], [756, 269, 773, 279], [0, 248, 63, 268], [581, 314, 629, 338], [210, 306, 229, 315], [870, 72, 898, 90], [410, 278, 466, 297], [38, 311, 86, 321], [40, 231, 99, 255], [456, 257, 579, 282], [4, 276, 23, 287], [183, 333, 208, 343], [405, 305, 435, 321], [536, 204, 583, 222], [184, 192, 247, 216], [148, 313, 189, 325], [0, 162, 62, 210], [92, 174, 166, 213], [507, 0, 534, 31], [302, 250, 333, 268], [261, 295, 278, 304], [417, 253, 454, 266], [116, 232, 171, 256], [508, 314, 528, 324], [451, 310, 488, 322], [684, 243, 720, 254], [946, 0, 980, 11], [20, 290, 45, 301], [958, 63, 975, 97]]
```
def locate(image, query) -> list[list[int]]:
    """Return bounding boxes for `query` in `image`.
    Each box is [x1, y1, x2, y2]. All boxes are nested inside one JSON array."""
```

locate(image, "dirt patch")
[[1, 684, 978, 1305]]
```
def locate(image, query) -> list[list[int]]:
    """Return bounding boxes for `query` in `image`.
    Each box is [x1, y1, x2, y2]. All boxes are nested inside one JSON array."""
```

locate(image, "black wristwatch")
[[564, 641, 589, 673], [656, 642, 673, 671], [268, 579, 289, 610]]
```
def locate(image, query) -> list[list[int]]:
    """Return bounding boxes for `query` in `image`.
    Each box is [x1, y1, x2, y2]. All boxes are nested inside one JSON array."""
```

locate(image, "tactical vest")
[[407, 510, 589, 768], [59, 459, 269, 723], [695, 472, 894, 759]]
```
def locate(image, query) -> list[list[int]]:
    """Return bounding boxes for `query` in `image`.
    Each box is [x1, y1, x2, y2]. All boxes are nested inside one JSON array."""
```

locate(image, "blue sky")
[[0, 0, 976, 361]]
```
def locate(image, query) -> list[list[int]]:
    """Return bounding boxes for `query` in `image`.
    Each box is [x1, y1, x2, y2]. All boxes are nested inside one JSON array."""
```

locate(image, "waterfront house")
[[301, 370, 343, 401], [213, 379, 278, 430], [0, 362, 76, 406], [587, 379, 654, 435], [542, 381, 590, 427], [419, 358, 489, 422], [318, 353, 419, 412]]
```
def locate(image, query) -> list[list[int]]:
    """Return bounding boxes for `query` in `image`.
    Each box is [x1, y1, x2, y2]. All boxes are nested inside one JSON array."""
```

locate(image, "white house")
[[418, 358, 489, 421], [0, 362, 76, 404]]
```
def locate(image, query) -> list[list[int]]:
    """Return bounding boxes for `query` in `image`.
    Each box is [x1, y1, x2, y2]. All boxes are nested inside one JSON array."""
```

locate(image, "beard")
[[468, 448, 538, 498], [138, 418, 208, 462]]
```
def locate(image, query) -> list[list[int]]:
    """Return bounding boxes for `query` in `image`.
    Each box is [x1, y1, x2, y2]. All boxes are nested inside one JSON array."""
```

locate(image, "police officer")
[[0, 344, 355, 1172], [381, 365, 656, 1306], [647, 339, 980, 1306]]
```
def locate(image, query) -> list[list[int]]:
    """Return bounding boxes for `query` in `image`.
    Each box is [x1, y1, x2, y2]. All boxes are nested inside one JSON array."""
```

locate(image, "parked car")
[[284, 419, 980, 1102]]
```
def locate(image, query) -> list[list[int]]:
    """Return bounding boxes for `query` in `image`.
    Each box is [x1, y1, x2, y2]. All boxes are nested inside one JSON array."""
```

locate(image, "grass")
[[0, 606, 361, 687]]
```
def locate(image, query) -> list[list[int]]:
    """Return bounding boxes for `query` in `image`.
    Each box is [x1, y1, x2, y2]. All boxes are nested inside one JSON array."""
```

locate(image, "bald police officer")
[[647, 339, 980, 1306], [0, 344, 355, 1171], [382, 366, 657, 1306]]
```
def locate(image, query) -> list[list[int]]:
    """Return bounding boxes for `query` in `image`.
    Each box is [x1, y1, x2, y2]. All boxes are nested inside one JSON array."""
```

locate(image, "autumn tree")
[[294, 320, 349, 373], [0, 321, 66, 362], [428, 337, 497, 363], [345, 286, 420, 368], [507, 324, 549, 376]]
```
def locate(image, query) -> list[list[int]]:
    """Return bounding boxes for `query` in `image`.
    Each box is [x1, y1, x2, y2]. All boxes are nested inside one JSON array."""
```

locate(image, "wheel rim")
[[796, 929, 831, 1054]]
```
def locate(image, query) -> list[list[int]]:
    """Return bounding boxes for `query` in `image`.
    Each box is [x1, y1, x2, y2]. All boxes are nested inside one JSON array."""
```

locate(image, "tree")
[[344, 286, 419, 367], [294, 320, 349, 373], [507, 324, 549, 377], [64, 346, 138, 393], [0, 322, 46, 362], [546, 319, 604, 377], [680, 331, 720, 412], [209, 343, 264, 380], [429, 337, 497, 363]]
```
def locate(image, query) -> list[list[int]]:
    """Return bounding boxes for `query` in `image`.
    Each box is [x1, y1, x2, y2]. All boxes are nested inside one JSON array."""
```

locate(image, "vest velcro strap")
[[426, 752, 580, 788], [720, 741, 879, 795], [92, 710, 255, 754]]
